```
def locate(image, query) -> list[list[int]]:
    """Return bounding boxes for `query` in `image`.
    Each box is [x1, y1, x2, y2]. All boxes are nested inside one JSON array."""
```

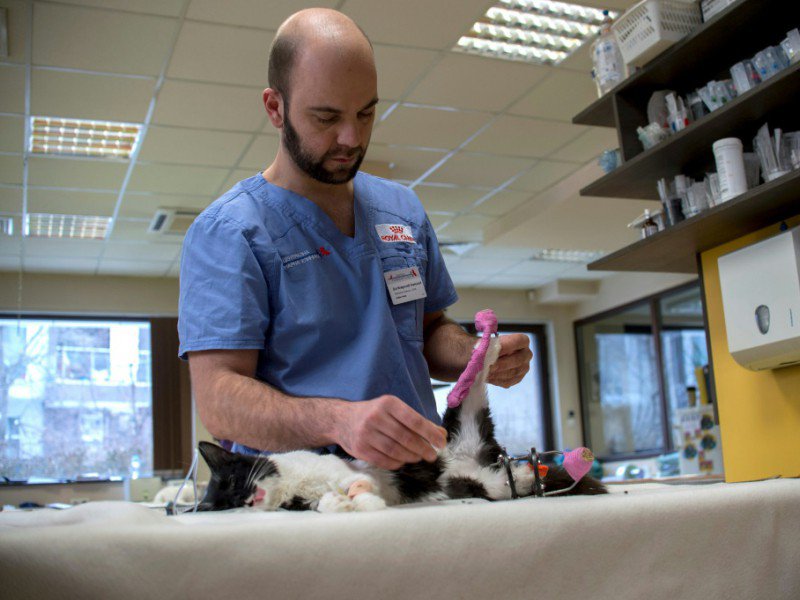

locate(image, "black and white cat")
[[197, 336, 606, 513]]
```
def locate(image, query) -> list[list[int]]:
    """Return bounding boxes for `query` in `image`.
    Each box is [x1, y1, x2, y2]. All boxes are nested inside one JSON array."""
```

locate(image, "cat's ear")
[[198, 441, 235, 473]]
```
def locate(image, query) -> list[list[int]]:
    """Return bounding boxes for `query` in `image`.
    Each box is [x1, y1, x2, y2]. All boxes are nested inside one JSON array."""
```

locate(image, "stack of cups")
[[712, 138, 748, 203]]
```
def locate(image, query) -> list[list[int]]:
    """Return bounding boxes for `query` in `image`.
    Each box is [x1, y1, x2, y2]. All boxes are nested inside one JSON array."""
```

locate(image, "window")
[[0, 317, 154, 481], [433, 323, 554, 454], [575, 283, 711, 460]]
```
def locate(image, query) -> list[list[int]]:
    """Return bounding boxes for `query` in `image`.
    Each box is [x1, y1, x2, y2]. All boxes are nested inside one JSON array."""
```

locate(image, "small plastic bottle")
[[591, 10, 626, 97]]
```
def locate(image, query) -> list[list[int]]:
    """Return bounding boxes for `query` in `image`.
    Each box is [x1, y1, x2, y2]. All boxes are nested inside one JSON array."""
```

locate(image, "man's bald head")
[[268, 8, 374, 99]]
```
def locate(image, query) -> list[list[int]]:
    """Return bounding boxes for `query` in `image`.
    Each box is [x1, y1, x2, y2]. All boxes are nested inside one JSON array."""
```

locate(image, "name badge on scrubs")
[[384, 267, 427, 305]]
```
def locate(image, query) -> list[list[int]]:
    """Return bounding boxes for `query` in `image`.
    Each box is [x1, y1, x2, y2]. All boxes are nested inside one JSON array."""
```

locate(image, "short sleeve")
[[178, 215, 271, 359], [421, 216, 458, 314]]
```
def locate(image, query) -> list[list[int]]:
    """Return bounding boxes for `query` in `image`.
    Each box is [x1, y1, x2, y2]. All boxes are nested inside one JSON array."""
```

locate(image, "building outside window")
[[575, 284, 711, 462], [0, 317, 153, 482]]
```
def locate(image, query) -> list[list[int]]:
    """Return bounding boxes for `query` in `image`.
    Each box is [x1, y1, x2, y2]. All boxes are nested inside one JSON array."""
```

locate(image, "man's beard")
[[282, 108, 366, 185]]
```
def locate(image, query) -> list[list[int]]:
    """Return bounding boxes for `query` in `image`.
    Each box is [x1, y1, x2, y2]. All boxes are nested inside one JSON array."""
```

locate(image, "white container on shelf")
[[612, 0, 703, 67], [712, 137, 748, 202]]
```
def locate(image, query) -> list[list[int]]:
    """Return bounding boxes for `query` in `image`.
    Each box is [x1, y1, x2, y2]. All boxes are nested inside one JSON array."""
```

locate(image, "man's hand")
[[335, 395, 447, 470], [487, 334, 533, 388]]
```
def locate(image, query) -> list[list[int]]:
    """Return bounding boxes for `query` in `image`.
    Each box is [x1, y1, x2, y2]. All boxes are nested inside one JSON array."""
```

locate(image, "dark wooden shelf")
[[587, 169, 800, 273], [572, 0, 796, 128], [581, 62, 800, 200]]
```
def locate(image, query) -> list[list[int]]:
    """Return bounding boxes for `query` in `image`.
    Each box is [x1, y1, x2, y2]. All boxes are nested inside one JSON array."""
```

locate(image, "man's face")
[[282, 100, 366, 185], [278, 46, 378, 185]]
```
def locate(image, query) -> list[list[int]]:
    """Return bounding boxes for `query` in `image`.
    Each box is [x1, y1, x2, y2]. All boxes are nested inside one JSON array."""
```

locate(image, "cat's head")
[[196, 441, 276, 511]]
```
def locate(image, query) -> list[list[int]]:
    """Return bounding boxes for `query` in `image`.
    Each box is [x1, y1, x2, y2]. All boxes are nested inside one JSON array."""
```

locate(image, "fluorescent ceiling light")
[[454, 0, 617, 65], [25, 214, 112, 240], [0, 216, 13, 236], [531, 248, 605, 262], [29, 116, 142, 160]]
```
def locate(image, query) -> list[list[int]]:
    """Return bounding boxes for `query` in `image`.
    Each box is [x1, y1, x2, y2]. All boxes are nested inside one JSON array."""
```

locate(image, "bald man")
[[178, 9, 532, 470]]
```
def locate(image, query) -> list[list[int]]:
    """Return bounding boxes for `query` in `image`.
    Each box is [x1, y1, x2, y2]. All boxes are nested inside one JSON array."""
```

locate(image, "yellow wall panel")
[[701, 216, 800, 483]]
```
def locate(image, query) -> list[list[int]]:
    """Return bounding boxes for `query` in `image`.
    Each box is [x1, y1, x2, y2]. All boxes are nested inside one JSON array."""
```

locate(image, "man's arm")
[[422, 311, 533, 387], [189, 349, 446, 470]]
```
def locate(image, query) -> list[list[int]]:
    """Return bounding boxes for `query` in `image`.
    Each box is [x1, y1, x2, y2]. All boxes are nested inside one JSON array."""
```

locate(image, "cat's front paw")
[[317, 491, 355, 513], [351, 492, 387, 511]]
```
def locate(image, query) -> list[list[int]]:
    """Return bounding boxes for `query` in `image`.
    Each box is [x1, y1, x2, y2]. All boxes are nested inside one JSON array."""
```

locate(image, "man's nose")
[[336, 119, 361, 149]]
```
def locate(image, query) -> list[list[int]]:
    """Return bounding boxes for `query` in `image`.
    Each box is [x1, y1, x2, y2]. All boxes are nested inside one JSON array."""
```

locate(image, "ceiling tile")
[[472, 190, 532, 217], [186, 0, 339, 29], [97, 259, 173, 276], [138, 126, 253, 167], [27, 188, 118, 216], [0, 66, 25, 113], [153, 80, 265, 131], [167, 22, 273, 87], [559, 44, 594, 74], [465, 116, 586, 158], [0, 116, 24, 153], [365, 145, 447, 182], [0, 243, 21, 263], [0, 188, 22, 214], [1, 0, 29, 64], [508, 70, 598, 122], [424, 152, 532, 188], [463, 245, 535, 261], [407, 54, 548, 112], [60, 0, 185, 17], [0, 155, 24, 185], [166, 263, 179, 277], [238, 135, 281, 170], [24, 238, 105, 259], [31, 69, 155, 123], [427, 212, 454, 229], [437, 213, 496, 242], [449, 273, 489, 288], [414, 185, 485, 214], [557, 264, 611, 280], [127, 163, 230, 195], [372, 105, 492, 150], [373, 45, 440, 101], [107, 219, 151, 242], [550, 127, 619, 163], [33, 3, 177, 76], [27, 156, 127, 190], [509, 160, 580, 193], [477, 274, 549, 289], [102, 242, 180, 262], [446, 256, 523, 276], [119, 194, 212, 219], [500, 259, 574, 278], [216, 169, 259, 195], [341, 0, 492, 50], [23, 256, 99, 274]]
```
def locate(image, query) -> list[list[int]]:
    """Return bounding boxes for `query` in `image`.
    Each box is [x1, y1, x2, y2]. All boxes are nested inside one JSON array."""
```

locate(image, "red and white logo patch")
[[376, 224, 415, 243]]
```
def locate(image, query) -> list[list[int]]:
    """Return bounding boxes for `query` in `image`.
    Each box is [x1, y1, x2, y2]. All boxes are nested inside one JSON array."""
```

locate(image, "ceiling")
[[0, 0, 660, 290]]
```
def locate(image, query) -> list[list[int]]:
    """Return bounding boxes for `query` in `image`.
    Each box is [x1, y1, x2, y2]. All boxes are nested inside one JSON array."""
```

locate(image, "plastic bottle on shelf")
[[591, 10, 626, 97]]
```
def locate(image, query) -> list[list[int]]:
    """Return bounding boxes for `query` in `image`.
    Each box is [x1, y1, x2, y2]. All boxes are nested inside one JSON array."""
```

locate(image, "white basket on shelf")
[[612, 0, 703, 67]]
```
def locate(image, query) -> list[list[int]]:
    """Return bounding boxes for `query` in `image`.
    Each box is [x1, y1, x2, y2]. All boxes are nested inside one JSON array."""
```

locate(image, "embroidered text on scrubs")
[[375, 224, 415, 243]]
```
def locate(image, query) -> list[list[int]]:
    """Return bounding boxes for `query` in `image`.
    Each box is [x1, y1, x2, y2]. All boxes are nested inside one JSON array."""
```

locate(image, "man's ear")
[[263, 88, 284, 129]]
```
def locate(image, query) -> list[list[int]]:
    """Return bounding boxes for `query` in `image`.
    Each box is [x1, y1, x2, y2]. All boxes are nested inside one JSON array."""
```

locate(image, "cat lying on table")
[[196, 323, 606, 513]]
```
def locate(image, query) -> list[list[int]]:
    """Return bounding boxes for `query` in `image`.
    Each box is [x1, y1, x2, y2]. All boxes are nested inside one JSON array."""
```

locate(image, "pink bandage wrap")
[[446, 309, 498, 408], [563, 447, 594, 482]]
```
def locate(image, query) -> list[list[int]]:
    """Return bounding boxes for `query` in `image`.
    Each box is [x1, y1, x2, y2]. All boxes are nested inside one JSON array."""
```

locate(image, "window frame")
[[0, 313, 191, 483], [573, 280, 713, 462]]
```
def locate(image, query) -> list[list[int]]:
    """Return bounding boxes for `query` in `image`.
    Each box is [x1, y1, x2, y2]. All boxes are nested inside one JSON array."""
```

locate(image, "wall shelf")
[[588, 169, 800, 273], [582, 62, 800, 200]]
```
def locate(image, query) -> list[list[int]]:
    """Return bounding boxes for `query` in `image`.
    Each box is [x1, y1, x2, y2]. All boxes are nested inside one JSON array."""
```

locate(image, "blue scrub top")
[[178, 172, 458, 454]]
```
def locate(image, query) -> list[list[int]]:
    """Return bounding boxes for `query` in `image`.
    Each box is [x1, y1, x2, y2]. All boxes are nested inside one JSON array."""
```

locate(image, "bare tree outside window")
[[0, 318, 153, 482]]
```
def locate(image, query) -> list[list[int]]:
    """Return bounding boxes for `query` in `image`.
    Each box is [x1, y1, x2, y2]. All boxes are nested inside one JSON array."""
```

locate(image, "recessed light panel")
[[454, 0, 618, 65], [29, 116, 142, 160], [25, 213, 112, 240], [532, 248, 605, 262]]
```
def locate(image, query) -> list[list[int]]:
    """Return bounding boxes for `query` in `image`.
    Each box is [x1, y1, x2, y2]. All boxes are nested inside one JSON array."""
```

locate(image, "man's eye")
[[316, 116, 337, 124], [358, 111, 375, 119]]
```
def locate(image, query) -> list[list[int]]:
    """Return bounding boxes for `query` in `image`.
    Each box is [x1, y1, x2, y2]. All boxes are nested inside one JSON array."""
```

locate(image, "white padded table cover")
[[1, 478, 799, 599]]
